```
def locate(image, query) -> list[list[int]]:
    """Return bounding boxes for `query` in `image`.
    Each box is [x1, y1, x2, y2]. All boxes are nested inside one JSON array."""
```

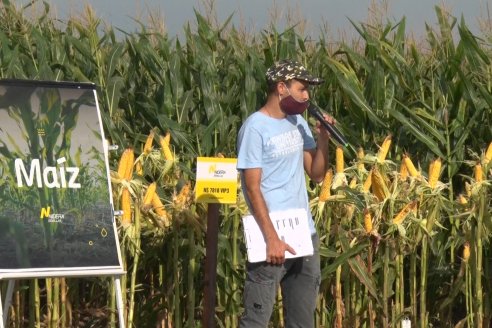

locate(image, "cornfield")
[[1, 1, 492, 327]]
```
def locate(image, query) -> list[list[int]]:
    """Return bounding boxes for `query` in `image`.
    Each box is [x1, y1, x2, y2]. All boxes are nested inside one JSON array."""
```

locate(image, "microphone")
[[307, 103, 349, 147]]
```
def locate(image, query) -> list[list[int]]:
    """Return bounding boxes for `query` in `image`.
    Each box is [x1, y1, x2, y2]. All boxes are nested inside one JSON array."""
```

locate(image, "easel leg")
[[2, 280, 14, 328], [114, 277, 125, 328], [0, 288, 3, 328]]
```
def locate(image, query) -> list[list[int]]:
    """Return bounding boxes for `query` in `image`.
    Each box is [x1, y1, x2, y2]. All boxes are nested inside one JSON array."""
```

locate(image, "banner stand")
[[114, 276, 125, 328], [0, 79, 127, 328], [1, 276, 125, 328], [0, 291, 3, 328], [1, 280, 14, 328]]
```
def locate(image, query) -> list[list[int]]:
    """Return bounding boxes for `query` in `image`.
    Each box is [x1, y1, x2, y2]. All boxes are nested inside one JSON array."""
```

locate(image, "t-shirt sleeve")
[[237, 124, 263, 170], [301, 119, 316, 150]]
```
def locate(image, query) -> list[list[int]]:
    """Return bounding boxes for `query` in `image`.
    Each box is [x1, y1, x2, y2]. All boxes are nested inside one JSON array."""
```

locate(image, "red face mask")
[[279, 86, 309, 115]]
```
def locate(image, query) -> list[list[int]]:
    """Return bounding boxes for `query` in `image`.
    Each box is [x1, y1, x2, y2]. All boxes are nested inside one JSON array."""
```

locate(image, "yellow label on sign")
[[195, 157, 238, 204]]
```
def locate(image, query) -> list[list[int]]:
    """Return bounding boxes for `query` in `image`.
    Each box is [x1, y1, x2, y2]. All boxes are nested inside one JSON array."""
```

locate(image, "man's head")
[[266, 59, 324, 88]]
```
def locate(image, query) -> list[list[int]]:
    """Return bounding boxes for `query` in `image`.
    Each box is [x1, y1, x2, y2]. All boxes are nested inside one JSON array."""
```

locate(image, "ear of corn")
[[121, 188, 132, 226], [399, 161, 409, 181], [336, 146, 344, 173], [160, 134, 174, 161], [465, 181, 472, 197], [124, 148, 135, 180], [143, 130, 155, 154], [463, 241, 470, 262], [484, 141, 492, 164], [474, 163, 483, 183], [362, 169, 372, 192], [403, 154, 419, 177], [136, 161, 143, 176], [117, 151, 128, 179], [151, 193, 167, 217], [163, 131, 171, 145], [174, 182, 191, 208], [376, 135, 392, 162], [363, 208, 373, 234], [392, 200, 418, 225], [117, 148, 135, 180], [357, 147, 365, 171], [349, 177, 357, 189], [371, 167, 389, 202], [151, 194, 171, 228], [319, 169, 333, 202], [458, 194, 468, 205], [428, 158, 441, 189], [143, 182, 157, 205]]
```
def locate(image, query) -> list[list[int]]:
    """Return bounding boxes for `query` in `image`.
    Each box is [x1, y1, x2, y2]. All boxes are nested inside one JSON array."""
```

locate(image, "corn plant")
[[1, 1, 492, 327]]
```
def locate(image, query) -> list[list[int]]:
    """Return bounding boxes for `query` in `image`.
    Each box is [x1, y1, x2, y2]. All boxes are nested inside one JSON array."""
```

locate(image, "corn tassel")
[[363, 208, 373, 234], [121, 188, 132, 226], [371, 167, 389, 202], [376, 135, 392, 162], [160, 135, 174, 161], [403, 154, 419, 177], [143, 130, 155, 154], [463, 241, 470, 262], [336, 146, 344, 173], [428, 158, 441, 189], [392, 200, 418, 225], [474, 163, 483, 183], [143, 182, 157, 206], [319, 169, 333, 202]]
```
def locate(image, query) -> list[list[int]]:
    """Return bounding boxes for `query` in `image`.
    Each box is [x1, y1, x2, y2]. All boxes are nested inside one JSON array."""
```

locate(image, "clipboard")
[[241, 208, 313, 263]]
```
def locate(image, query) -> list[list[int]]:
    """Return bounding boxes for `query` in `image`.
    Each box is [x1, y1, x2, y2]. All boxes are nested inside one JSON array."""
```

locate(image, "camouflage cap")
[[266, 59, 324, 85]]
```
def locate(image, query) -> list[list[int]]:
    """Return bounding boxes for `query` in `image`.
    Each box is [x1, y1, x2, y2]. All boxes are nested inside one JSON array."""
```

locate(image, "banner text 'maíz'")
[[15, 157, 81, 188]]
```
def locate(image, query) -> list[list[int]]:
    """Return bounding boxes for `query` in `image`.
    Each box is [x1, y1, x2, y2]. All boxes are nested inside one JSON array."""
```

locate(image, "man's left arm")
[[304, 114, 335, 182]]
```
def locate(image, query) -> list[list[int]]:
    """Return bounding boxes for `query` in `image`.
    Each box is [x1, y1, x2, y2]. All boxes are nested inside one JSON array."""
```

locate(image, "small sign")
[[195, 157, 238, 204]]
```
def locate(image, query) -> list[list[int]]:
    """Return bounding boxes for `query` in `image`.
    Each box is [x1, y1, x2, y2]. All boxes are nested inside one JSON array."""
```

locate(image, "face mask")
[[279, 86, 309, 115]]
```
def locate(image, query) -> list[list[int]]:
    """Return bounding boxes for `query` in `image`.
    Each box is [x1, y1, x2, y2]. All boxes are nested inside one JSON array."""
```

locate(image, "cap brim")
[[297, 76, 325, 85]]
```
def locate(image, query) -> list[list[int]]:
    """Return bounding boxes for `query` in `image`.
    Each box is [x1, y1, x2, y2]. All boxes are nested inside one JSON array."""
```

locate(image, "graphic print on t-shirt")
[[266, 129, 303, 158]]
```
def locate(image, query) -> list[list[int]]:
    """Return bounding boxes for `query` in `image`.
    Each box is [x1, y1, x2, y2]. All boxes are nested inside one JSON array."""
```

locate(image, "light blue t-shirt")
[[237, 111, 317, 233]]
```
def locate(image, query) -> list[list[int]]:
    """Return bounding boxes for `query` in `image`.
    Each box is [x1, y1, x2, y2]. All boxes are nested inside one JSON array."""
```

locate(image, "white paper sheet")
[[242, 208, 313, 263]]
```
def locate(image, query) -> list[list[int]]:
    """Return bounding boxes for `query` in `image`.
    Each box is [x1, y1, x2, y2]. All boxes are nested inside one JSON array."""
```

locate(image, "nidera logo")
[[40, 206, 51, 219], [208, 164, 226, 177], [40, 206, 64, 222], [15, 157, 81, 189]]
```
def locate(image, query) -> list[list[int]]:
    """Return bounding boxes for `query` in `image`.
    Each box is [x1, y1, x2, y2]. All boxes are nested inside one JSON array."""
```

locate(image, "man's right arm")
[[242, 168, 296, 264]]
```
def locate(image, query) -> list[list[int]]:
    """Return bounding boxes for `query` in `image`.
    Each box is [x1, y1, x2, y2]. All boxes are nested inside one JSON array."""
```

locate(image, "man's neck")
[[260, 98, 286, 119]]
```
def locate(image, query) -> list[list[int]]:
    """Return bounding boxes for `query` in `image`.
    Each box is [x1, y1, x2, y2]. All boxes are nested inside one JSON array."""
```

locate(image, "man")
[[237, 59, 333, 327]]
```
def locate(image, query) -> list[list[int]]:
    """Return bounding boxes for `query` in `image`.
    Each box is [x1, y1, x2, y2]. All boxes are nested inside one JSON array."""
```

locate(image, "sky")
[[22, 0, 492, 40]]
